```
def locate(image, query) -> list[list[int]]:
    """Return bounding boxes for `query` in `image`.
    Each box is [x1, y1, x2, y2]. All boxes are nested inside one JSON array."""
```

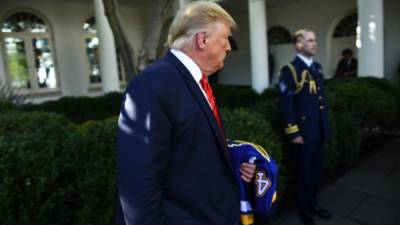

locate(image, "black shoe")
[[311, 205, 331, 219], [299, 213, 315, 225]]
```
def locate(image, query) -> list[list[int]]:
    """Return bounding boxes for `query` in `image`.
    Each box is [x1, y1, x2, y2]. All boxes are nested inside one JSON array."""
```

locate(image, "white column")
[[94, 0, 120, 93], [179, 0, 187, 7], [357, 0, 384, 78], [248, 0, 269, 93], [0, 45, 6, 85]]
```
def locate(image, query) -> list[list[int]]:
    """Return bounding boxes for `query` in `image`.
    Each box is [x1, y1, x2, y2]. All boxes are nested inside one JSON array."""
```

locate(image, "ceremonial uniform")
[[278, 55, 330, 214]]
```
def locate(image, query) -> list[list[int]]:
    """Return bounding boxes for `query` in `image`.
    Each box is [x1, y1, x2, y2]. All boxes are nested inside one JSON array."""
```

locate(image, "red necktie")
[[200, 74, 224, 136]]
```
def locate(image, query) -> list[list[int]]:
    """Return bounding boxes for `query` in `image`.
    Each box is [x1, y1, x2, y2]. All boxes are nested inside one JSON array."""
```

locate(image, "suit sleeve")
[[117, 74, 172, 225], [278, 66, 301, 140]]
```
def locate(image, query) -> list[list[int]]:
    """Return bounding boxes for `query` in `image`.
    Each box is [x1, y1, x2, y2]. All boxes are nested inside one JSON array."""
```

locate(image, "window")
[[83, 16, 125, 85], [1, 11, 57, 90], [333, 13, 358, 38], [268, 26, 291, 45], [83, 16, 101, 84]]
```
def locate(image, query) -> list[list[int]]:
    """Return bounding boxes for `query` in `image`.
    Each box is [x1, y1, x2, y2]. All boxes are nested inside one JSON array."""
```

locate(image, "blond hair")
[[292, 28, 314, 44], [166, 1, 236, 50]]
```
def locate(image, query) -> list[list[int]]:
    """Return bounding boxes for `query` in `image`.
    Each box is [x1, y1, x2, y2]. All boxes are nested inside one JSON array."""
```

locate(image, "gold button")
[[301, 116, 306, 120], [318, 96, 323, 100], [320, 106, 324, 110], [318, 87, 321, 90]]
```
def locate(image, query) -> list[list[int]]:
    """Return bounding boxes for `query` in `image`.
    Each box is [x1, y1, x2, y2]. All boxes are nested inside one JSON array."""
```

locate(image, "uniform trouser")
[[293, 141, 323, 214]]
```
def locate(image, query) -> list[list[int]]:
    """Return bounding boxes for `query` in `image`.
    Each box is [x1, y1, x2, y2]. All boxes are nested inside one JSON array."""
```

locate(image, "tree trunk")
[[137, 0, 172, 71], [102, 0, 136, 81]]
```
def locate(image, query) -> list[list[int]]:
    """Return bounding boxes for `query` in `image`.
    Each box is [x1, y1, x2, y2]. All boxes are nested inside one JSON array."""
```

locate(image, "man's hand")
[[291, 136, 304, 144], [240, 162, 256, 183]]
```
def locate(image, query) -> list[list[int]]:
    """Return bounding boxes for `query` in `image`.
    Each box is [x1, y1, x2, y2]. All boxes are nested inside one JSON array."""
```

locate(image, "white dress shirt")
[[297, 53, 314, 67], [170, 49, 211, 106]]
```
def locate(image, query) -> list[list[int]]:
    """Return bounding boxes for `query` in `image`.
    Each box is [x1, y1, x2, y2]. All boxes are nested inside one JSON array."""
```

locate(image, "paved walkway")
[[271, 137, 400, 225]]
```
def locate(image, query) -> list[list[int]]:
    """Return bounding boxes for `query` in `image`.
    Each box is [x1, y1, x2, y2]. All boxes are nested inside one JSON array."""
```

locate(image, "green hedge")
[[0, 112, 118, 225], [213, 85, 263, 109], [72, 117, 117, 225], [0, 111, 80, 225], [250, 88, 281, 136], [323, 78, 399, 175], [0, 100, 16, 112], [326, 78, 399, 129], [1, 108, 284, 225], [360, 77, 400, 106], [1, 77, 400, 224], [22, 92, 123, 123]]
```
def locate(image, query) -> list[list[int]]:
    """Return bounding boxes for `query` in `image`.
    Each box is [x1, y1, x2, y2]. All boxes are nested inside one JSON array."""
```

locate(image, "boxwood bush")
[[213, 85, 263, 109], [324, 78, 399, 175], [23, 92, 123, 123], [72, 117, 118, 225], [0, 111, 80, 225], [1, 77, 399, 224], [250, 88, 282, 136], [326, 78, 399, 130], [0, 100, 16, 112], [0, 112, 118, 225]]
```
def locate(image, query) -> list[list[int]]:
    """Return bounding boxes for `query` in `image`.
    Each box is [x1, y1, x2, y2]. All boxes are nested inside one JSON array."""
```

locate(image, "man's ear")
[[295, 42, 303, 50], [195, 32, 207, 50]]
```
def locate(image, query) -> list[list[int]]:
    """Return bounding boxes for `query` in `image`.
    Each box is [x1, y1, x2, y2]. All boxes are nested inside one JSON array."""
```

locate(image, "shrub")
[[23, 92, 123, 123], [359, 77, 400, 128], [324, 78, 399, 175], [213, 85, 263, 109], [360, 77, 400, 104], [0, 111, 80, 225], [0, 100, 16, 112], [251, 88, 281, 132], [326, 78, 399, 129], [324, 111, 362, 175], [72, 117, 118, 225], [2, 76, 398, 224]]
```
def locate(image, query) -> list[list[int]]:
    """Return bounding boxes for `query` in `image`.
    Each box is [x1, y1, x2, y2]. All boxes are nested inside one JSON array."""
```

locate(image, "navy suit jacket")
[[117, 52, 240, 225], [278, 56, 330, 143]]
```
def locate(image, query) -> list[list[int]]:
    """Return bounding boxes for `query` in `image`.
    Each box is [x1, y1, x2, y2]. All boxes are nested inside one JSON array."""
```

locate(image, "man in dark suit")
[[334, 48, 357, 78], [116, 2, 255, 225], [278, 29, 331, 225]]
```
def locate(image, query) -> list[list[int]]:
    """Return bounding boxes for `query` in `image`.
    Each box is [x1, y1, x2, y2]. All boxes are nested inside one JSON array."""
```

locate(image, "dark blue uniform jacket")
[[278, 56, 330, 143]]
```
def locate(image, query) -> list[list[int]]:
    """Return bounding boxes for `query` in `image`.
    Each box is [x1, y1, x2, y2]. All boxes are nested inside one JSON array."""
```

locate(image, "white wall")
[[218, 1, 252, 86], [269, 43, 294, 85], [267, 0, 357, 78], [0, 0, 90, 98], [217, 0, 358, 86], [0, 0, 151, 102], [1, 0, 398, 101]]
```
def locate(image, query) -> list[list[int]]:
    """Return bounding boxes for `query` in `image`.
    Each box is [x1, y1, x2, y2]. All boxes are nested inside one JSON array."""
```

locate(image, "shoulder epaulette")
[[283, 64, 317, 94]]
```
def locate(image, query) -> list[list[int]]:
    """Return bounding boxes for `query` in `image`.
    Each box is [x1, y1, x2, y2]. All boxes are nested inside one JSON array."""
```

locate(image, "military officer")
[[278, 29, 331, 225]]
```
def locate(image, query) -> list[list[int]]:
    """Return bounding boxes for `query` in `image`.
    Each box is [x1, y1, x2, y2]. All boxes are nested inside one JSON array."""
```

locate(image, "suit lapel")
[[164, 52, 233, 169]]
